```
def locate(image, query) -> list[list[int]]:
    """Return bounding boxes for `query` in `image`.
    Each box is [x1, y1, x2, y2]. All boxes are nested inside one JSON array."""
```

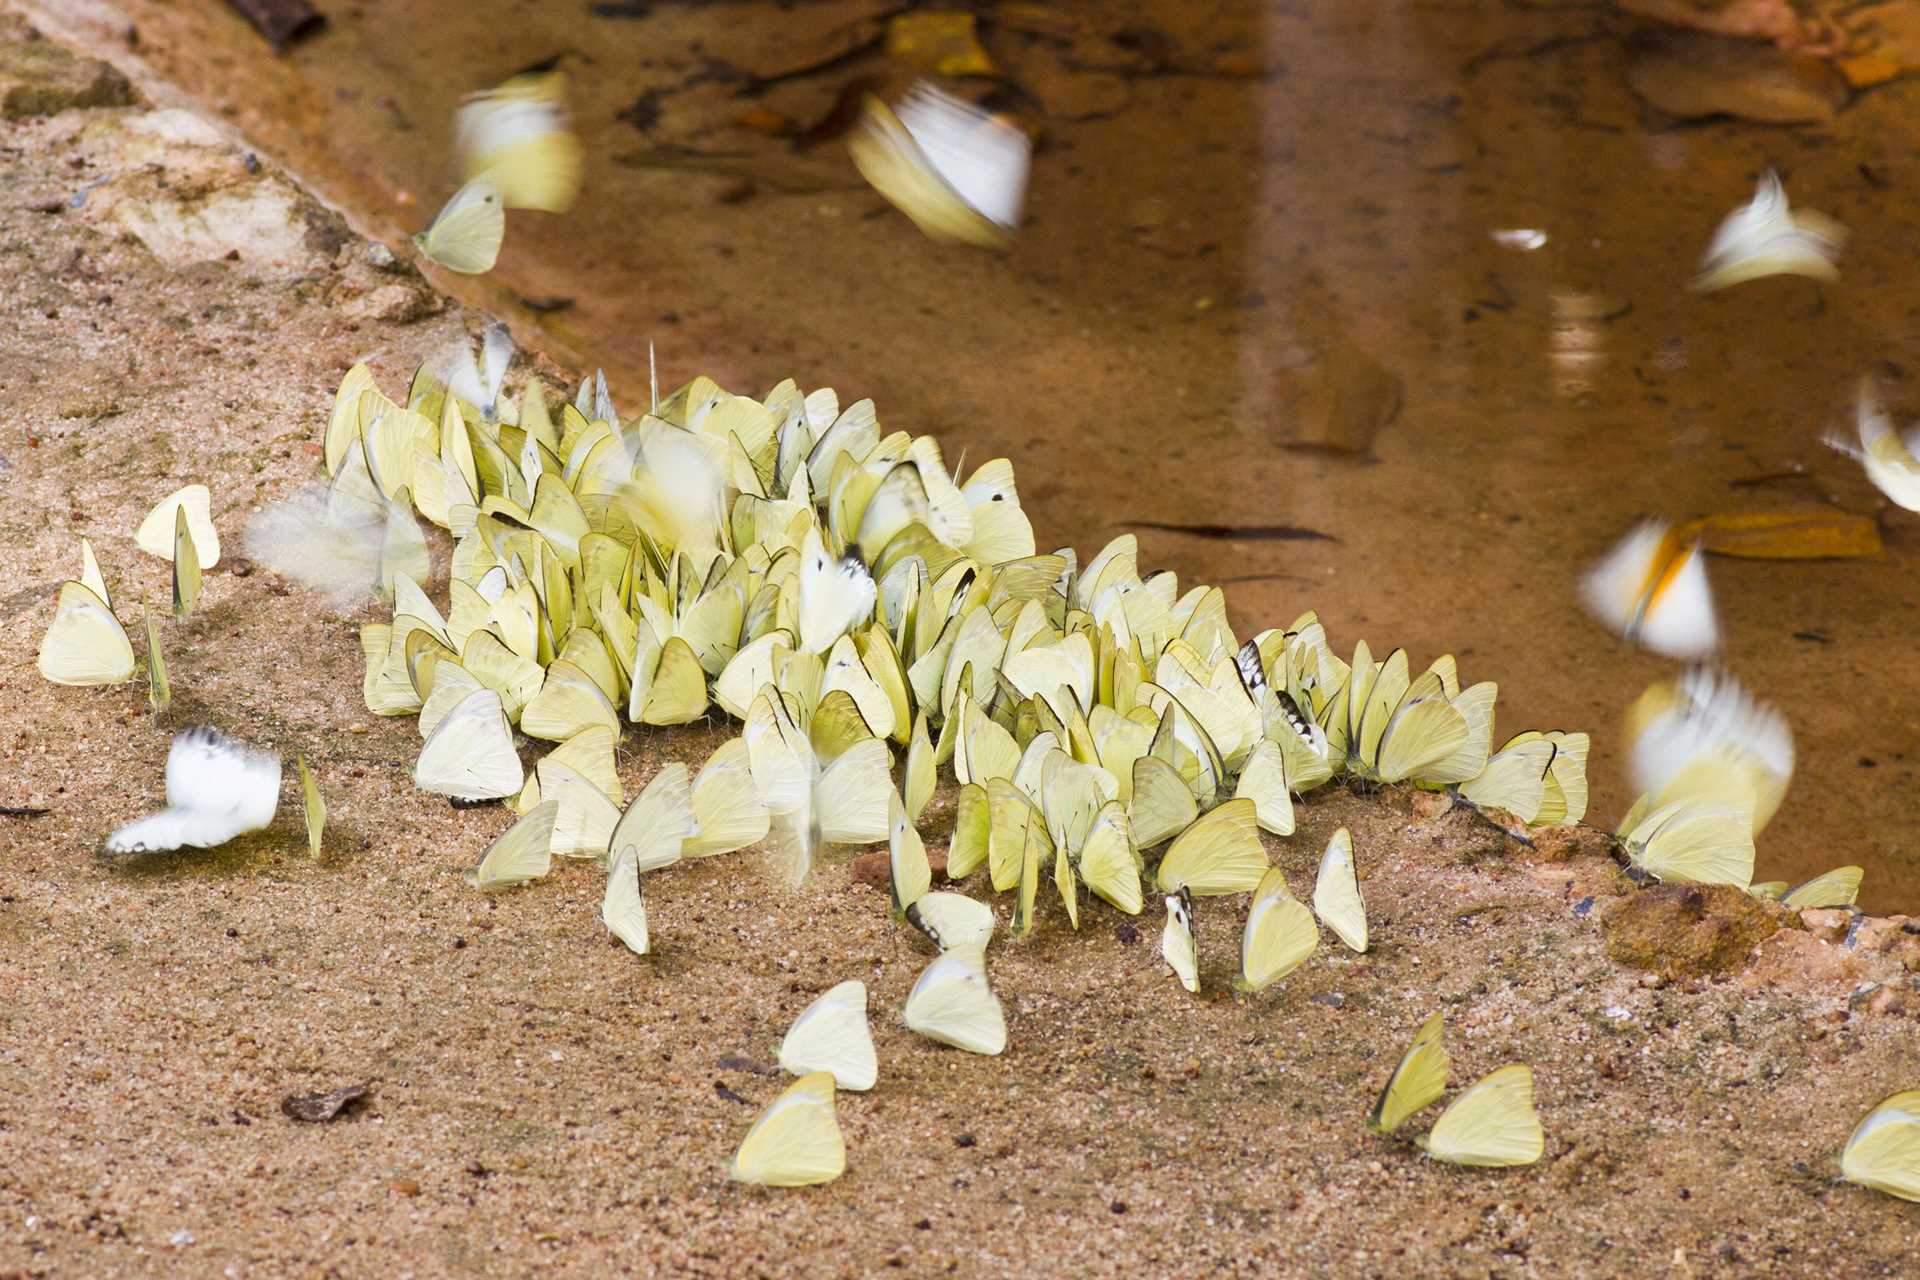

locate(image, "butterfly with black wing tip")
[[103, 727, 281, 855], [797, 524, 877, 655]]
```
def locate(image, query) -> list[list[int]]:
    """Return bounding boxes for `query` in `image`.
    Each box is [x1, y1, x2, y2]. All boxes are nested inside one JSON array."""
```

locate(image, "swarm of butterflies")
[[31, 112, 1920, 1196]]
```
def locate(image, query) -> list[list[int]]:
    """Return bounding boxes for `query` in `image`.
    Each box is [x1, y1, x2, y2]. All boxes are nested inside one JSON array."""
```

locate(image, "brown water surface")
[[32, 0, 1920, 907]]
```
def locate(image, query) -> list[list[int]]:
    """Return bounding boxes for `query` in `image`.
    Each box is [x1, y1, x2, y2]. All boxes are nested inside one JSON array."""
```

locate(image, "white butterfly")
[[1828, 380, 1920, 512], [441, 321, 516, 421], [1693, 171, 1844, 292], [104, 728, 281, 855], [797, 524, 876, 654]]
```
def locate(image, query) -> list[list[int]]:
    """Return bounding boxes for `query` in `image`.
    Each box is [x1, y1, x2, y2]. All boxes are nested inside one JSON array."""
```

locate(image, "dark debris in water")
[[1120, 521, 1336, 543]]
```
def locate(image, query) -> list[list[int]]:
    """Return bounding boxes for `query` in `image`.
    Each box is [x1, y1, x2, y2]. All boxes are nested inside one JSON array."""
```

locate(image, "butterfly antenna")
[[649, 342, 659, 414]]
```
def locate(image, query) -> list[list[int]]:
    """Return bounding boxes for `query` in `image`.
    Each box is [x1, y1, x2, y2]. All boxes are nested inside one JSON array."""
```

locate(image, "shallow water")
[[37, 0, 1920, 908]]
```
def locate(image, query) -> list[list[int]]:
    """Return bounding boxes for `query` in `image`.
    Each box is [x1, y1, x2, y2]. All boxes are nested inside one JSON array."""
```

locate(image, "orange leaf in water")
[[1677, 511, 1882, 560], [887, 12, 997, 78]]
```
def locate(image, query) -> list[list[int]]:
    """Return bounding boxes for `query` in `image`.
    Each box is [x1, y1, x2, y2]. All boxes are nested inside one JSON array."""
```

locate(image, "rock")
[[0, 16, 135, 119], [73, 108, 339, 277], [1744, 928, 1869, 992], [1625, 30, 1850, 123], [1602, 883, 1782, 978], [339, 280, 443, 325], [1528, 825, 1617, 865], [1798, 907, 1850, 944], [1845, 914, 1910, 954], [1866, 986, 1910, 1017]]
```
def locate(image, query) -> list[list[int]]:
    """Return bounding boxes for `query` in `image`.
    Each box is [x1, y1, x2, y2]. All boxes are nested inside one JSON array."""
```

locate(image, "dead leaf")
[[281, 1081, 370, 1122], [1838, 2, 1920, 89], [735, 108, 792, 137], [887, 12, 997, 78], [1678, 511, 1882, 560]]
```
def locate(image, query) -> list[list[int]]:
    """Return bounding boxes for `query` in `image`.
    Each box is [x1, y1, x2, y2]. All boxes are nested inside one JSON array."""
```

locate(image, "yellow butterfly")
[[1841, 1090, 1920, 1202], [38, 580, 134, 686], [143, 610, 170, 713], [1155, 798, 1267, 897], [730, 1071, 846, 1187], [456, 67, 583, 213], [1418, 1065, 1545, 1167], [136, 485, 222, 568], [1312, 827, 1367, 953], [1239, 867, 1318, 992], [298, 753, 326, 856], [848, 84, 1029, 248], [1367, 1011, 1449, 1134], [414, 180, 505, 275], [469, 800, 558, 890]]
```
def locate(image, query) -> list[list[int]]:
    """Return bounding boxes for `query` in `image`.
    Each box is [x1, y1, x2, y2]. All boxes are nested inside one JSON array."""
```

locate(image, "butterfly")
[[1311, 827, 1368, 953], [136, 485, 222, 568], [298, 753, 326, 856], [777, 980, 877, 1092], [743, 686, 890, 885], [414, 688, 524, 801], [1616, 767, 1755, 889], [414, 180, 505, 274], [1581, 521, 1718, 659], [1417, 1065, 1545, 1167], [471, 800, 558, 890], [797, 524, 877, 655], [1693, 170, 1844, 292], [1161, 886, 1199, 993], [601, 845, 650, 955], [1368, 1011, 1450, 1134], [1625, 667, 1792, 835], [1828, 379, 1920, 512], [849, 82, 1030, 248], [1841, 1090, 1920, 1202], [904, 946, 1007, 1054], [1154, 798, 1268, 897], [38, 580, 134, 687], [1239, 867, 1319, 992], [103, 727, 281, 855], [730, 1071, 846, 1187], [455, 67, 582, 213]]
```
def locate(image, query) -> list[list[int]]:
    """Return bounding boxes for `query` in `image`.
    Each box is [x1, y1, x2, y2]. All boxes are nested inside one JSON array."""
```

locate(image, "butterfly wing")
[[1421, 1065, 1545, 1167]]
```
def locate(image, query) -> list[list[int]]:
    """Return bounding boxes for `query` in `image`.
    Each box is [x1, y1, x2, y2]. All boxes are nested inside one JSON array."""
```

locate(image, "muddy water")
[[32, 0, 1920, 908]]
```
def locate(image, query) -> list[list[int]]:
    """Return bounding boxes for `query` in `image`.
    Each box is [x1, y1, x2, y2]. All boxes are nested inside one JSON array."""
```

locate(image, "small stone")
[[340, 281, 442, 325], [1110, 1201, 1127, 1215], [390, 1178, 421, 1197], [0, 17, 136, 119], [954, 1133, 975, 1149], [1799, 908, 1849, 944], [1309, 992, 1345, 1009], [1867, 987, 1909, 1017], [168, 1228, 194, 1247]]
